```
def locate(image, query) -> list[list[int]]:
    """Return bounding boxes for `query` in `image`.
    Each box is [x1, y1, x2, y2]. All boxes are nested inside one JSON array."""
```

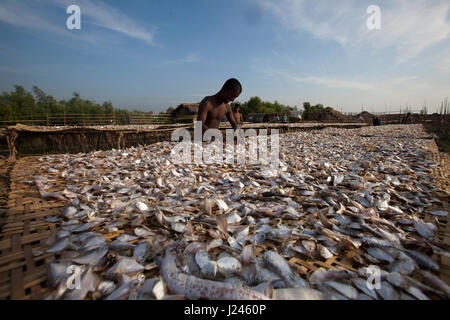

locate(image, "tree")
[[102, 101, 114, 114], [166, 106, 175, 114]]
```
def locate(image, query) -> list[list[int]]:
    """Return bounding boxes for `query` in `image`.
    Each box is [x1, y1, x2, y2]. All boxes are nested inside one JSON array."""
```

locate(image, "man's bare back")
[[197, 78, 242, 133]]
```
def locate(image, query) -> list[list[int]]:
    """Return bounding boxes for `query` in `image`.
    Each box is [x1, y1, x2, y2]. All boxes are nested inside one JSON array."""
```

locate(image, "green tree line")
[[0, 85, 339, 124], [0, 85, 168, 125], [234, 96, 298, 120]]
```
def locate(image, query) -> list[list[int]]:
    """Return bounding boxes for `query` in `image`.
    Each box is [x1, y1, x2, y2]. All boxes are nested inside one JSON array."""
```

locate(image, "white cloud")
[[291, 76, 374, 90], [55, 0, 156, 45], [256, 0, 450, 63], [165, 54, 200, 65], [254, 65, 374, 90], [0, 0, 156, 45], [0, 1, 71, 37]]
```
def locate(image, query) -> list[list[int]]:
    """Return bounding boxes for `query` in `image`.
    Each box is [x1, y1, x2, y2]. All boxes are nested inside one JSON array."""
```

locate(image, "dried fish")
[[324, 281, 358, 300], [404, 250, 439, 272], [161, 249, 269, 300], [33, 125, 449, 300], [217, 256, 242, 277], [263, 251, 297, 288], [376, 281, 399, 300], [273, 287, 326, 300], [351, 278, 378, 299], [195, 249, 218, 279], [72, 247, 108, 266], [106, 257, 144, 276]]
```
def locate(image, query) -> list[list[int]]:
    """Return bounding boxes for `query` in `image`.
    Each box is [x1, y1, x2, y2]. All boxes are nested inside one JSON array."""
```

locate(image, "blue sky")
[[0, 0, 449, 113]]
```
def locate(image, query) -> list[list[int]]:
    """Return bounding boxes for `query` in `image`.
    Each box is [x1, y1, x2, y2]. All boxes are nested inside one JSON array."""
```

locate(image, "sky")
[[0, 0, 449, 113]]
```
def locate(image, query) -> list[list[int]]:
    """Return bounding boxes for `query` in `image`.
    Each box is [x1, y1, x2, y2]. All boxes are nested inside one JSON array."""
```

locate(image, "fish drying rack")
[[0, 150, 449, 299]]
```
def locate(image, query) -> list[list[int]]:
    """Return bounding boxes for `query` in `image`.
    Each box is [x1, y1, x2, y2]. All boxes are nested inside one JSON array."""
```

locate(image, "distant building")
[[358, 111, 374, 123], [171, 103, 199, 117]]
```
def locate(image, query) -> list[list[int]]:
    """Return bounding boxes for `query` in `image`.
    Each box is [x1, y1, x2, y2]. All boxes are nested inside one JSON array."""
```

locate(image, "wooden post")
[[46, 114, 49, 127], [6, 129, 18, 162]]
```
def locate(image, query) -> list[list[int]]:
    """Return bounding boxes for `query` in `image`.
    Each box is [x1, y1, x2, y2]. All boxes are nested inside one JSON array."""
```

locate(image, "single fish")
[[64, 268, 101, 300], [73, 222, 100, 233], [137, 278, 158, 297], [116, 234, 139, 242], [72, 247, 108, 266], [273, 287, 326, 300], [385, 272, 408, 290], [317, 244, 334, 259], [351, 278, 378, 299], [404, 250, 439, 272], [217, 256, 242, 277], [195, 249, 218, 279], [249, 278, 271, 294], [206, 239, 223, 252], [43, 216, 60, 223], [223, 277, 246, 287], [418, 270, 450, 298], [376, 281, 399, 300], [98, 280, 117, 297], [47, 263, 71, 288], [161, 248, 270, 300], [133, 241, 152, 264], [407, 287, 430, 300], [428, 210, 448, 217], [80, 236, 106, 251], [108, 240, 136, 251], [361, 237, 392, 248], [412, 217, 435, 241], [106, 275, 141, 300], [106, 257, 144, 276], [367, 248, 395, 264], [309, 269, 351, 285], [263, 251, 297, 287], [47, 236, 71, 253], [324, 281, 358, 300]]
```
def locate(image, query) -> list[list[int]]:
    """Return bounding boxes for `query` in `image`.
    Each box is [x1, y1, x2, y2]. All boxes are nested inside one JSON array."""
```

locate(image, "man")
[[197, 78, 241, 134], [402, 112, 412, 124], [233, 103, 243, 124], [373, 117, 381, 126], [273, 113, 280, 123]]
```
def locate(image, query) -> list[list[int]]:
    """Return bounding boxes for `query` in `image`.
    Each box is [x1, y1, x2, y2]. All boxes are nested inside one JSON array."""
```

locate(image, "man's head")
[[234, 103, 240, 112], [220, 78, 242, 103]]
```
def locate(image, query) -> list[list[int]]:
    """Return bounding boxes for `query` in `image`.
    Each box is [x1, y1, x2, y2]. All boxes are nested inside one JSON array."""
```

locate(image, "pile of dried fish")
[[27, 124, 449, 300]]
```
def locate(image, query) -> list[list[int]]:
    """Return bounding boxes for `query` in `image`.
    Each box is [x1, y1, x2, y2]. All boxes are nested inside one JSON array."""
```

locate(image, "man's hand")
[[226, 105, 238, 130]]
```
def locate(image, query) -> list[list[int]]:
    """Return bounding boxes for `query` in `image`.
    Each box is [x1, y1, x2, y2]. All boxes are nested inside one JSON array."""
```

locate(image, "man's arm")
[[226, 105, 238, 130], [197, 99, 211, 132]]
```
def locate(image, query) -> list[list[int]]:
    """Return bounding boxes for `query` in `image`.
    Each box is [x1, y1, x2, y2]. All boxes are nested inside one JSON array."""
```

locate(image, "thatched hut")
[[171, 104, 199, 117], [304, 109, 345, 121], [358, 111, 374, 123], [323, 109, 345, 121]]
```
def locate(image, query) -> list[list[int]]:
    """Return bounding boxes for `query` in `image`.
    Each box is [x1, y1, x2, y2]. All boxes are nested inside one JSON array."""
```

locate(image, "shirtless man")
[[233, 104, 243, 124], [197, 78, 242, 134]]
